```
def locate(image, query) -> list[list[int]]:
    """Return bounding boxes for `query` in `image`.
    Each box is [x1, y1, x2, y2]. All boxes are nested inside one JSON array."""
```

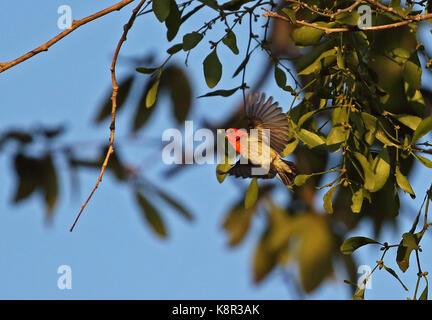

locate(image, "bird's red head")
[[225, 128, 247, 141], [225, 128, 247, 152]]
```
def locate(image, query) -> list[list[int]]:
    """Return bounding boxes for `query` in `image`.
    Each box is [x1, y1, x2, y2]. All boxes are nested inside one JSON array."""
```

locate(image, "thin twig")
[[262, 7, 432, 33], [285, 0, 362, 19], [70, 0, 146, 232], [0, 0, 136, 73]]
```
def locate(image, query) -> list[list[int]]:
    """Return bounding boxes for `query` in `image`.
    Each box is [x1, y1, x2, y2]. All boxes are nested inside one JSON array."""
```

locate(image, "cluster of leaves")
[[341, 185, 432, 300], [5, 0, 432, 298], [128, 0, 432, 296], [1, 83, 193, 234], [207, 0, 432, 295]]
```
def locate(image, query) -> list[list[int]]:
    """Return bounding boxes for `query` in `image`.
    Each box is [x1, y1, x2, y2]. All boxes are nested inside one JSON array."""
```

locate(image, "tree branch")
[[262, 6, 432, 33], [70, 0, 146, 232], [0, 0, 136, 74]]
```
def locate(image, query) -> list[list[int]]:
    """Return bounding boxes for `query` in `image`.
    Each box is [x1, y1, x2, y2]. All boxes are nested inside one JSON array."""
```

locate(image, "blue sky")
[[0, 0, 431, 299]]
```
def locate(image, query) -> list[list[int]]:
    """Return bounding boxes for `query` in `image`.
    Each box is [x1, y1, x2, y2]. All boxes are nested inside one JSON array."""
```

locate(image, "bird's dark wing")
[[246, 92, 290, 154], [218, 158, 277, 179]]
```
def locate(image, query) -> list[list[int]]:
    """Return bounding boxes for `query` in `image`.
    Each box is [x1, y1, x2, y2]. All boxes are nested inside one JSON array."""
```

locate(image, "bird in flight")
[[219, 92, 297, 186]]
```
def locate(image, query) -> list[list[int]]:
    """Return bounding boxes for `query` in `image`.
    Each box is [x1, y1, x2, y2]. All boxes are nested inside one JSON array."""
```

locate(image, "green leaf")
[[274, 67, 294, 92], [413, 153, 432, 168], [403, 53, 422, 90], [136, 67, 157, 74], [244, 178, 258, 209], [155, 189, 193, 221], [360, 112, 377, 145], [323, 185, 337, 214], [336, 47, 345, 69], [198, 87, 240, 98], [253, 238, 277, 283], [13, 154, 41, 203], [396, 232, 423, 272], [216, 154, 235, 183], [182, 32, 203, 51], [297, 49, 337, 75], [281, 7, 296, 23], [340, 236, 380, 255], [297, 129, 326, 148], [95, 75, 134, 123], [389, 113, 422, 131], [132, 79, 156, 132], [353, 152, 375, 192], [223, 202, 255, 246], [136, 192, 167, 238], [383, 265, 408, 291], [420, 283, 428, 300], [412, 115, 432, 144], [291, 23, 328, 46], [145, 78, 160, 108], [326, 126, 348, 146], [163, 66, 192, 123], [352, 287, 365, 300], [298, 214, 333, 293], [41, 155, 58, 215], [197, 0, 219, 10], [167, 43, 183, 54], [232, 54, 250, 78], [395, 165, 415, 198], [351, 187, 364, 213], [370, 148, 391, 192], [219, 0, 253, 10], [280, 139, 298, 157], [153, 0, 171, 22], [165, 0, 181, 41], [222, 30, 239, 55], [203, 49, 222, 88], [335, 11, 360, 26], [294, 174, 311, 187]]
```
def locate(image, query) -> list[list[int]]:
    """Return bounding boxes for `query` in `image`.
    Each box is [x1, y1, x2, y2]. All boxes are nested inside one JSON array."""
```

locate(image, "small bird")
[[220, 92, 297, 186]]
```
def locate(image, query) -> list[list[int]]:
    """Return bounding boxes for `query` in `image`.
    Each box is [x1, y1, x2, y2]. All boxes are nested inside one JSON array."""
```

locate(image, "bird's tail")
[[272, 158, 297, 186]]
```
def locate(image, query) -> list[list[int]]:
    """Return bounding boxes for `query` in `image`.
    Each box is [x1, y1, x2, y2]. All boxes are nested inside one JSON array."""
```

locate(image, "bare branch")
[[70, 0, 147, 232], [0, 0, 136, 74]]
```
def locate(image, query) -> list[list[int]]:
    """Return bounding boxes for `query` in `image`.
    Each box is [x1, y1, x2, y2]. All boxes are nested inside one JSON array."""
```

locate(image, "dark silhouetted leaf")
[[223, 201, 255, 246], [198, 87, 240, 98], [136, 67, 157, 74], [95, 75, 134, 123], [183, 32, 203, 51], [155, 188, 193, 221], [163, 65, 192, 123], [167, 43, 183, 54], [41, 154, 58, 216], [203, 49, 222, 88], [340, 236, 380, 255], [136, 192, 167, 238], [383, 265, 408, 291], [165, 0, 181, 41], [232, 54, 249, 78], [153, 0, 171, 22], [222, 30, 239, 54]]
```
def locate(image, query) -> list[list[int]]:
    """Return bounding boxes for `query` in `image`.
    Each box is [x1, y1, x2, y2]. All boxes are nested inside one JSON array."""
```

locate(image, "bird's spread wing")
[[246, 92, 290, 154], [219, 157, 277, 179]]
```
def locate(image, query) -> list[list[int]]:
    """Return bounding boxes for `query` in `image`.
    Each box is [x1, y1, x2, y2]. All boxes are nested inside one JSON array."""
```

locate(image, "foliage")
[[3, 0, 432, 298]]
